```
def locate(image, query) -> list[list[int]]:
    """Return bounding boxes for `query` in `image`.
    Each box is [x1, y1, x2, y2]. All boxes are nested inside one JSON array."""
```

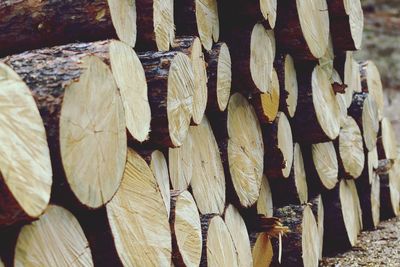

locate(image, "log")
[[333, 69, 349, 126], [204, 42, 232, 112], [78, 148, 172, 266], [224, 205, 253, 267], [174, 0, 219, 51], [251, 233, 273, 267], [327, 0, 364, 50], [251, 69, 280, 124], [200, 215, 239, 267], [136, 0, 175, 51], [334, 116, 365, 179], [274, 53, 298, 118], [263, 112, 294, 179], [0, 0, 136, 56], [322, 179, 362, 256], [293, 64, 341, 143], [170, 190, 202, 267], [377, 117, 398, 160], [302, 142, 339, 199], [14, 205, 93, 266], [0, 64, 52, 226], [172, 36, 208, 125], [319, 35, 334, 80], [360, 60, 384, 120], [138, 50, 194, 147], [310, 195, 325, 260], [232, 0, 277, 29], [2, 41, 131, 209], [379, 173, 399, 220], [275, 0, 330, 60], [348, 92, 380, 151]]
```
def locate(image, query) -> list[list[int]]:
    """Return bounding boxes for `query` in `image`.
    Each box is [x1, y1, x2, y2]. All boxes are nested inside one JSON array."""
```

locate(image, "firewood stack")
[[0, 0, 398, 266]]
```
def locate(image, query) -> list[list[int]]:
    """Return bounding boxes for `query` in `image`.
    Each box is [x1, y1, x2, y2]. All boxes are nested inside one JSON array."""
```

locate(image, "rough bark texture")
[[174, 0, 198, 39], [379, 174, 396, 220], [0, 0, 116, 57], [136, 0, 158, 51], [263, 116, 286, 179]]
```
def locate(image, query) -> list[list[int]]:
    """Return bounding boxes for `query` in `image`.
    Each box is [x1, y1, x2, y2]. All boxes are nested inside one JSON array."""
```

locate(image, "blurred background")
[[357, 0, 400, 137]]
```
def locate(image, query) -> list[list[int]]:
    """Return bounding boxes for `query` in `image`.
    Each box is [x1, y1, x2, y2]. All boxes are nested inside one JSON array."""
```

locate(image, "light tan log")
[[204, 42, 232, 112], [257, 175, 274, 218], [138, 50, 194, 147], [252, 233, 273, 267], [2, 41, 132, 209], [332, 70, 349, 126], [172, 36, 208, 125], [14, 205, 93, 266], [224, 205, 253, 267], [170, 190, 202, 267], [327, 0, 364, 50], [360, 60, 384, 120], [200, 215, 239, 267], [0, 64, 52, 226], [275, 0, 330, 60], [174, 0, 219, 50], [377, 117, 398, 160], [381, 158, 400, 217], [169, 130, 193, 191]]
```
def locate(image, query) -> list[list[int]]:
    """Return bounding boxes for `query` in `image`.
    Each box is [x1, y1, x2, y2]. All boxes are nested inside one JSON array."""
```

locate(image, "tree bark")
[[379, 174, 397, 220]]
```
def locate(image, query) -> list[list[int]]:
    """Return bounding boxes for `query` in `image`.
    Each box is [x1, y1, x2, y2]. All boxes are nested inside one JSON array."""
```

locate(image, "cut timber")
[[139, 51, 194, 147], [170, 190, 202, 267], [302, 142, 339, 199], [333, 69, 349, 126], [251, 69, 280, 124], [172, 36, 208, 124], [322, 179, 362, 256], [274, 54, 298, 118], [136, 0, 175, 51], [334, 116, 365, 179], [200, 215, 238, 267], [380, 159, 400, 219], [264, 112, 294, 179], [190, 117, 226, 214], [310, 195, 325, 260], [228, 23, 275, 94], [377, 118, 398, 160], [0, 64, 52, 226], [275, 0, 330, 60], [204, 42, 232, 112], [14, 205, 93, 266], [252, 233, 273, 267], [293, 64, 340, 143], [271, 205, 320, 267], [360, 61, 384, 120], [174, 0, 219, 50], [2, 42, 129, 209], [257, 175, 274, 218], [80, 148, 171, 266], [169, 131, 193, 190], [269, 143, 308, 207], [319, 36, 334, 80], [327, 0, 364, 50], [0, 0, 136, 56], [348, 92, 380, 151], [224, 205, 253, 267]]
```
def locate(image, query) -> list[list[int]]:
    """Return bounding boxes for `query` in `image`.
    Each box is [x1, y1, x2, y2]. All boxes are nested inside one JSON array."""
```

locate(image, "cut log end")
[[340, 179, 362, 246], [361, 61, 384, 120], [312, 142, 339, 190], [150, 150, 171, 217], [216, 43, 232, 111], [106, 148, 171, 266], [284, 55, 298, 117], [302, 206, 320, 267], [294, 143, 308, 204], [228, 93, 264, 208], [0, 63, 52, 224], [345, 0, 364, 49], [278, 112, 294, 178], [154, 0, 175, 51], [379, 118, 398, 160], [252, 233, 273, 267], [362, 95, 380, 151], [169, 131, 193, 191], [60, 56, 127, 209], [108, 0, 137, 47], [14, 205, 93, 267], [257, 175, 274, 217], [260, 0, 277, 28], [195, 0, 220, 50]]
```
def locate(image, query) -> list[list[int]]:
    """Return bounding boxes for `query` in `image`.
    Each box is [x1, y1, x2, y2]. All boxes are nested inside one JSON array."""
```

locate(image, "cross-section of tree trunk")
[[0, 64, 52, 226], [174, 0, 219, 50], [200, 215, 239, 267], [138, 50, 194, 147], [2, 42, 129, 210], [327, 0, 364, 50], [0, 0, 137, 56], [172, 36, 208, 125], [380, 166, 400, 220], [377, 117, 398, 160], [170, 190, 202, 267], [251, 232, 273, 267], [360, 60, 384, 121], [14, 205, 93, 266], [275, 0, 330, 60], [293, 64, 340, 143]]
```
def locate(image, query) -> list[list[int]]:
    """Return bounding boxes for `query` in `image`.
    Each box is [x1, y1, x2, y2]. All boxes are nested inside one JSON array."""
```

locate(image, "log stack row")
[[0, 0, 398, 266]]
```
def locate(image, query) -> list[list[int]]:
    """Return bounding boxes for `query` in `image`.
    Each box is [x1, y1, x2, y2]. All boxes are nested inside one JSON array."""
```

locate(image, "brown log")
[[327, 0, 364, 50], [251, 232, 273, 267], [2, 41, 131, 210], [376, 118, 398, 160], [275, 0, 330, 60], [0, 0, 136, 56]]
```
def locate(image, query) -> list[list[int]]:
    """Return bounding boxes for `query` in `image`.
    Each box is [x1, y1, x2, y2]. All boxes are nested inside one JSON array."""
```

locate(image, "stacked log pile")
[[0, 0, 399, 266]]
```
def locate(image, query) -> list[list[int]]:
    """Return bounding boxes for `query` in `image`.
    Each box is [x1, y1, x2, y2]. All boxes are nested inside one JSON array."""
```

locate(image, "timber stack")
[[0, 0, 398, 266]]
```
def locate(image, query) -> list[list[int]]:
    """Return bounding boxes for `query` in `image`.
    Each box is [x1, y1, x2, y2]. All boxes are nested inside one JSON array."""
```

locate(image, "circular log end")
[[154, 0, 175, 51], [312, 142, 338, 190], [277, 112, 294, 178], [228, 93, 264, 208], [389, 161, 400, 216], [362, 61, 384, 120], [110, 40, 151, 142], [284, 55, 298, 117], [368, 147, 379, 184], [371, 174, 381, 227], [294, 143, 308, 203], [344, 0, 364, 49], [150, 150, 171, 217], [108, 0, 137, 47], [260, 0, 277, 28], [168, 52, 195, 147], [169, 131, 193, 191], [381, 118, 398, 160], [302, 206, 320, 267], [257, 174, 274, 217], [106, 148, 171, 266], [250, 24, 275, 93], [216, 43, 232, 111], [252, 233, 273, 267], [14, 205, 93, 266], [195, 0, 219, 50], [362, 95, 379, 151], [0, 63, 52, 221]]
